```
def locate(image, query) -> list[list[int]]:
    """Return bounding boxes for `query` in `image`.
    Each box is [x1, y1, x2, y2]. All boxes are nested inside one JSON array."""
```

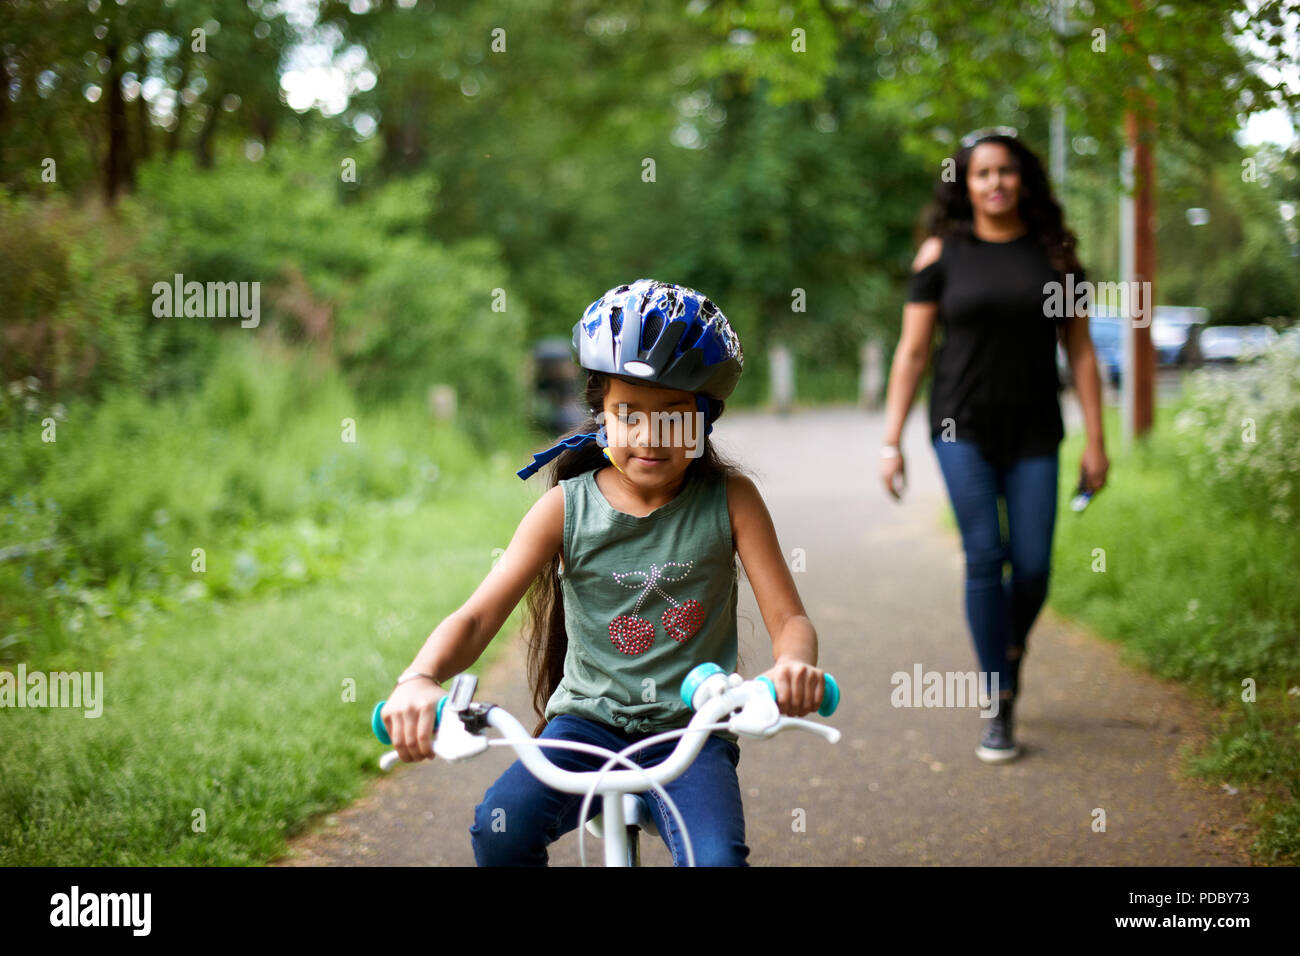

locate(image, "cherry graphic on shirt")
[[608, 615, 655, 655], [661, 599, 704, 643], [609, 561, 701, 654]]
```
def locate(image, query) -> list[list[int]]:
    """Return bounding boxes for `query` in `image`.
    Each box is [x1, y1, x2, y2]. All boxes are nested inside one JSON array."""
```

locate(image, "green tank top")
[[545, 464, 739, 745]]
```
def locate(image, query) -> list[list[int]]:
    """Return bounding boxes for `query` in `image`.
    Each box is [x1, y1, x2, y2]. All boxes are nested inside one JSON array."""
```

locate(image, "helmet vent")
[[677, 321, 704, 352], [610, 307, 623, 338], [640, 311, 664, 351]]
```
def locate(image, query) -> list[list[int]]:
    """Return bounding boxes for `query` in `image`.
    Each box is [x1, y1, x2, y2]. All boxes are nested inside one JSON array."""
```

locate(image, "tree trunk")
[[0, 55, 9, 145], [136, 83, 151, 162], [256, 109, 274, 148], [194, 91, 221, 169], [168, 49, 190, 160], [105, 33, 135, 202], [1126, 106, 1157, 438]]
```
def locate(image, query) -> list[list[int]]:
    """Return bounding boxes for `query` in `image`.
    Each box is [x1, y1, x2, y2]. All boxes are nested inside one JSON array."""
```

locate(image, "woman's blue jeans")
[[470, 713, 749, 866], [931, 437, 1059, 701]]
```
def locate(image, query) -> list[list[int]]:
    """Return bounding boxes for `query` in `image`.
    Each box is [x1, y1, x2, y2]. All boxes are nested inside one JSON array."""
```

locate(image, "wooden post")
[[1122, 0, 1156, 439], [769, 345, 794, 414], [859, 341, 883, 410], [1127, 106, 1156, 437]]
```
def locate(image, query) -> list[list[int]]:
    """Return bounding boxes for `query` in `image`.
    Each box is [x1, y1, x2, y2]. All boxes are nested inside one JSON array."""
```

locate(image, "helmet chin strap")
[[515, 397, 714, 481], [696, 394, 715, 437], [602, 445, 627, 475], [597, 424, 629, 476]]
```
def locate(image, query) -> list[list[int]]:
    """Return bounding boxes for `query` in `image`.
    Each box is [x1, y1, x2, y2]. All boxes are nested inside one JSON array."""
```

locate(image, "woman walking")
[[879, 128, 1109, 763]]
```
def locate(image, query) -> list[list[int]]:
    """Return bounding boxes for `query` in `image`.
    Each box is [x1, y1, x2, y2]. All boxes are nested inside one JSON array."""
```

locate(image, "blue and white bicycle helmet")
[[517, 279, 744, 479]]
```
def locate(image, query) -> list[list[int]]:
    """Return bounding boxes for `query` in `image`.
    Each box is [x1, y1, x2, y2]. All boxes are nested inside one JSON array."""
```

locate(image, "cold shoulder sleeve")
[[906, 247, 944, 303]]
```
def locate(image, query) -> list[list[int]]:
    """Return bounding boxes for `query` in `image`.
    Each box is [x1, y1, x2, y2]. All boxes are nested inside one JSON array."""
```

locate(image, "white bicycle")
[[371, 662, 842, 866]]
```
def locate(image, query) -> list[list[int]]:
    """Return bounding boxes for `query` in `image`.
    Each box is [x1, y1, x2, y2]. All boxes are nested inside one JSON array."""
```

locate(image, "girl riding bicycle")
[[380, 279, 827, 866]]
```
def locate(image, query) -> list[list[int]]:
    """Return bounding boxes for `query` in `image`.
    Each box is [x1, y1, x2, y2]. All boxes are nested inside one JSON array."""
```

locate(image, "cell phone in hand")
[[1070, 470, 1093, 513]]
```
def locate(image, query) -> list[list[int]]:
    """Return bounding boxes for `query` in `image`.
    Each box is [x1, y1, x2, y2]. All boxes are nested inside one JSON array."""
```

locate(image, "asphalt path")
[[274, 404, 1254, 866]]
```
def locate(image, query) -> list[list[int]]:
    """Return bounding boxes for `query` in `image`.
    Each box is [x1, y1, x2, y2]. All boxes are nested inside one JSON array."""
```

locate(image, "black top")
[[906, 230, 1086, 470]]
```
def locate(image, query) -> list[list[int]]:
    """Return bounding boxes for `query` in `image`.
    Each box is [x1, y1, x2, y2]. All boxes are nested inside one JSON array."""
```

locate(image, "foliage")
[[0, 0, 295, 196], [1172, 328, 1300, 526], [0, 186, 168, 397], [0, 337, 501, 671], [1052, 402, 1300, 863], [135, 144, 529, 417]]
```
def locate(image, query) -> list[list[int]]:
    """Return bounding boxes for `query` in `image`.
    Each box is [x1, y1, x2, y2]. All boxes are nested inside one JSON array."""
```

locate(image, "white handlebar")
[[478, 692, 742, 792], [375, 671, 841, 866], [379, 676, 839, 778]]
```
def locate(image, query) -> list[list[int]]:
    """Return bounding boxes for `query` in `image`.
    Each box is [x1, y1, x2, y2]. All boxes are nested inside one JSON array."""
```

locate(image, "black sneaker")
[[975, 696, 1019, 763]]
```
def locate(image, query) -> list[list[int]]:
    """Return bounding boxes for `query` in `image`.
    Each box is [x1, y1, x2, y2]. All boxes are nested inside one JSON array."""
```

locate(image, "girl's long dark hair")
[[523, 370, 743, 736], [916, 133, 1083, 277]]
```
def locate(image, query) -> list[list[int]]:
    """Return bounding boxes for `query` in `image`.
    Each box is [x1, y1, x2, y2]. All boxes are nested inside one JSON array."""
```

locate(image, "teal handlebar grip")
[[757, 672, 840, 717], [681, 662, 726, 710], [821, 673, 840, 717], [371, 696, 447, 746], [372, 701, 391, 744]]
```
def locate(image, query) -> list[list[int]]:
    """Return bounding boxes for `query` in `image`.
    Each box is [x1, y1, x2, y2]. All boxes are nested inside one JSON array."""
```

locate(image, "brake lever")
[[777, 717, 841, 744], [728, 686, 781, 737], [737, 716, 842, 744], [434, 674, 491, 762], [727, 680, 843, 742]]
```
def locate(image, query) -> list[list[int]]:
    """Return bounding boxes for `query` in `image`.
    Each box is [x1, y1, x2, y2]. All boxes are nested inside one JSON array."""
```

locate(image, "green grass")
[[1, 337, 537, 671], [0, 472, 537, 865], [927, 404, 1299, 864], [1051, 406, 1300, 864], [0, 335, 546, 865], [7, 385, 1295, 865]]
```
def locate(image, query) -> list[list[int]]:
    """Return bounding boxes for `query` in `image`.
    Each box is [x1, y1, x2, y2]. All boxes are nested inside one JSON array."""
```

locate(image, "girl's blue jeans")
[[470, 713, 750, 866], [931, 436, 1059, 701]]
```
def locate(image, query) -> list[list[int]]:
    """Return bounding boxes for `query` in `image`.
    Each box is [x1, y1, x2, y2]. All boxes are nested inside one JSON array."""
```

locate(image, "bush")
[[134, 147, 529, 420], [2, 142, 532, 425], [1171, 328, 1300, 526], [0, 187, 167, 399], [0, 338, 488, 669]]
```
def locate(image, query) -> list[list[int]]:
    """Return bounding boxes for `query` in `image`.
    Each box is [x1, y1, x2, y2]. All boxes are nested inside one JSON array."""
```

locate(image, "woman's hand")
[[880, 451, 906, 501], [382, 678, 445, 763], [760, 656, 826, 717], [1080, 441, 1109, 493]]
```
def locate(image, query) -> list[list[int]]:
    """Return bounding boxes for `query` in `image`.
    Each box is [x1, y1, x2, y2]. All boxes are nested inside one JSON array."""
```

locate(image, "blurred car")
[[1152, 306, 1209, 367], [1057, 305, 1214, 385], [1057, 309, 1124, 388], [1197, 324, 1279, 364], [1088, 313, 1123, 385]]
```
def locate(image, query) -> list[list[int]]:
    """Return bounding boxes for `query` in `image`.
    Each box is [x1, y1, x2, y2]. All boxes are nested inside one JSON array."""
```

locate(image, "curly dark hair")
[[916, 133, 1083, 277]]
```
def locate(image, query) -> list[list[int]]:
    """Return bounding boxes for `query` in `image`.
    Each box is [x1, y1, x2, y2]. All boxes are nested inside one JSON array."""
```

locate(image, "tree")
[[0, 0, 294, 199]]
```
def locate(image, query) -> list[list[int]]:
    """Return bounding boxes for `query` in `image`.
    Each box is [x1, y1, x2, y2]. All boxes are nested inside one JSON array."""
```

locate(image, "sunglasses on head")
[[960, 125, 1019, 148]]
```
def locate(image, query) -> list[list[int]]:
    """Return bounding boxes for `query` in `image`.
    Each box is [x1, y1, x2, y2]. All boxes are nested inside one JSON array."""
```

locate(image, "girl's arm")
[[727, 474, 824, 717], [411, 483, 564, 679], [384, 484, 565, 761]]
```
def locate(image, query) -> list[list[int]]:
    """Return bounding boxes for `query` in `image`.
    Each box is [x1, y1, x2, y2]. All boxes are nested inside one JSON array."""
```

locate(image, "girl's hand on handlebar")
[[760, 657, 825, 717], [382, 679, 445, 762]]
